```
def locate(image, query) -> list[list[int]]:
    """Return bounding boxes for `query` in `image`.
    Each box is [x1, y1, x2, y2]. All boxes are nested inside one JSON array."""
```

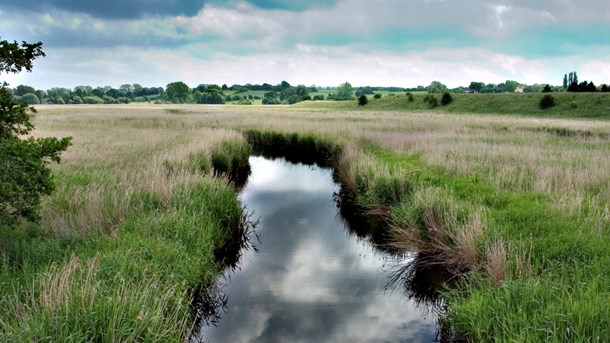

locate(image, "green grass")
[[0, 176, 249, 341], [3, 104, 609, 342], [295, 92, 610, 119], [351, 144, 610, 342]]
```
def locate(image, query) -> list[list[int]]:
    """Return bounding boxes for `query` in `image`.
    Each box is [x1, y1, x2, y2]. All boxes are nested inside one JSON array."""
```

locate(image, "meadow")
[[1, 98, 609, 341]]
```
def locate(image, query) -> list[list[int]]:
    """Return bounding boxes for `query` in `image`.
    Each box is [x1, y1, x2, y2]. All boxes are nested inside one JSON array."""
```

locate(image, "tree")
[[468, 82, 484, 93], [1, 37, 72, 225], [19, 93, 40, 104], [14, 84, 35, 96], [358, 95, 368, 106], [165, 81, 190, 103], [426, 81, 447, 93], [334, 82, 354, 100]]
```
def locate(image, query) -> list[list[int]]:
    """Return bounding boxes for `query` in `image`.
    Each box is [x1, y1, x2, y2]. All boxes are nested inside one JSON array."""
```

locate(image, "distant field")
[[297, 91, 610, 118], [2, 103, 609, 341]]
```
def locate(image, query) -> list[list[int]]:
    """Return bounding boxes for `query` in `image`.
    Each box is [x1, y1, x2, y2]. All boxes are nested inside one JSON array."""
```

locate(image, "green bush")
[[424, 94, 439, 108], [539, 94, 555, 110], [441, 92, 453, 106], [358, 95, 368, 106]]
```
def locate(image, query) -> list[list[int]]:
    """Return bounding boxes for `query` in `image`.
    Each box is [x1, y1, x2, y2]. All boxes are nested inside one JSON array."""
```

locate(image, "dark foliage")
[[440, 92, 453, 106], [358, 95, 368, 106], [1, 37, 71, 225], [539, 94, 556, 110]]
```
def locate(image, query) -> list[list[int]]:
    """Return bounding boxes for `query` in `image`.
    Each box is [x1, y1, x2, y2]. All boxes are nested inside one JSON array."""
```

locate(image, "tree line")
[[9, 72, 610, 107]]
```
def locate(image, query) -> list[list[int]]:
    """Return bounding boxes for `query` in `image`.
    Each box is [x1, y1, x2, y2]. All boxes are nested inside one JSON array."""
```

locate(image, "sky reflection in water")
[[200, 157, 437, 342]]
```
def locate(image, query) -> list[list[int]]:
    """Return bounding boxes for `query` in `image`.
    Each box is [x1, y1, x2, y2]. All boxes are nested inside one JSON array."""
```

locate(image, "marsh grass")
[[1, 106, 254, 340], [3, 103, 609, 341]]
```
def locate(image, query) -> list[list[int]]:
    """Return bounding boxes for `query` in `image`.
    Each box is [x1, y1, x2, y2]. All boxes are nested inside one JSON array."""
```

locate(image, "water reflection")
[[195, 157, 439, 342]]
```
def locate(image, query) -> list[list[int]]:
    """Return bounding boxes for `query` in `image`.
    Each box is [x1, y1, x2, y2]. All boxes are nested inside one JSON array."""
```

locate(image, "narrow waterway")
[[196, 156, 438, 342]]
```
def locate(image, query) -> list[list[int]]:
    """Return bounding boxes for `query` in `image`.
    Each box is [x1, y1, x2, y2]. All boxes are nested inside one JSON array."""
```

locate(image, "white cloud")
[[4, 0, 610, 89]]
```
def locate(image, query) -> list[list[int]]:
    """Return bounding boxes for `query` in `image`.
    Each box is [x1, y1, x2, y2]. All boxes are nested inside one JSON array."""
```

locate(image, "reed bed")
[[2, 103, 608, 342]]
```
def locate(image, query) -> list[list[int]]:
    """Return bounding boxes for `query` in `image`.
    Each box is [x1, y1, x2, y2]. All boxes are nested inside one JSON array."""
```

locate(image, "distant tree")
[[563, 74, 568, 90], [601, 84, 610, 92], [14, 84, 35, 96], [119, 84, 133, 97], [82, 96, 104, 104], [165, 81, 190, 103], [334, 82, 354, 100], [501, 80, 520, 93], [358, 95, 368, 106], [542, 84, 552, 93], [567, 71, 579, 91], [468, 82, 484, 93], [197, 85, 225, 104], [280, 81, 291, 89], [0, 37, 72, 225], [19, 93, 39, 104], [426, 81, 447, 93], [35, 89, 46, 103], [74, 85, 92, 97], [71, 95, 83, 104], [132, 84, 143, 97], [522, 85, 541, 93], [294, 85, 310, 99], [91, 87, 105, 98]]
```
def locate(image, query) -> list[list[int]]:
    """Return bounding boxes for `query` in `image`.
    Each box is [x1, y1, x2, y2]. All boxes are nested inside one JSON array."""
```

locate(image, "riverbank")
[[2, 104, 608, 341], [0, 108, 254, 340]]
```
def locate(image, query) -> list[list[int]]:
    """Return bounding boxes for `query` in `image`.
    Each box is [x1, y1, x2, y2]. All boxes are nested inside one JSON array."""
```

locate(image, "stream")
[[194, 156, 440, 342]]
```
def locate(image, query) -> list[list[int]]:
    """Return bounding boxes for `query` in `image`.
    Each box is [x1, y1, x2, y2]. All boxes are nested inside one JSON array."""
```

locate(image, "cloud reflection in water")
[[198, 157, 437, 342]]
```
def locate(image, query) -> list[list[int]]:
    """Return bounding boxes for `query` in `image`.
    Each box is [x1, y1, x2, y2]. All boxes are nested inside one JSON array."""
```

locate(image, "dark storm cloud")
[[1, 0, 205, 19], [0, 0, 337, 20]]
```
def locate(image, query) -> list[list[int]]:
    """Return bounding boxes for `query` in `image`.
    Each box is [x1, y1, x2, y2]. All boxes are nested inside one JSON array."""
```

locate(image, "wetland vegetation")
[[1, 101, 609, 341]]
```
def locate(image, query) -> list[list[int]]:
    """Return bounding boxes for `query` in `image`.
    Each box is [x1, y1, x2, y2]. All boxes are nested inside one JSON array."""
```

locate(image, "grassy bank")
[[2, 104, 609, 341], [296, 92, 610, 119], [0, 107, 253, 340]]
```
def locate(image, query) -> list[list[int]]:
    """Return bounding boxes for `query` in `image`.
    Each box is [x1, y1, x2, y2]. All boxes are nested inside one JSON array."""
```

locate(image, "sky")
[[2, 0, 610, 89]]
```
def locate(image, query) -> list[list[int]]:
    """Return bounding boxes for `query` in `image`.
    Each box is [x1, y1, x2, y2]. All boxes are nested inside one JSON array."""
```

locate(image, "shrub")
[[539, 94, 555, 110], [406, 92, 414, 102], [424, 94, 439, 108], [373, 94, 382, 99], [441, 92, 453, 106], [358, 95, 368, 106]]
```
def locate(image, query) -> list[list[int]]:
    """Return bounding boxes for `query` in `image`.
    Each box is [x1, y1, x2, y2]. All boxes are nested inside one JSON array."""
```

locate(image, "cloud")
[[247, 0, 338, 11], [1, 0, 205, 19], [200, 157, 438, 343], [3, 0, 610, 88]]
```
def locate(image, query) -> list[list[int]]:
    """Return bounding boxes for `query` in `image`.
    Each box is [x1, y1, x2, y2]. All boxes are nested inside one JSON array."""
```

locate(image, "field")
[[1, 99, 609, 341]]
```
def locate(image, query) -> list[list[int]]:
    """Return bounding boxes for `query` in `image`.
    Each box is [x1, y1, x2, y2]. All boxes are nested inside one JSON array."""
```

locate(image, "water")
[[196, 157, 438, 342]]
